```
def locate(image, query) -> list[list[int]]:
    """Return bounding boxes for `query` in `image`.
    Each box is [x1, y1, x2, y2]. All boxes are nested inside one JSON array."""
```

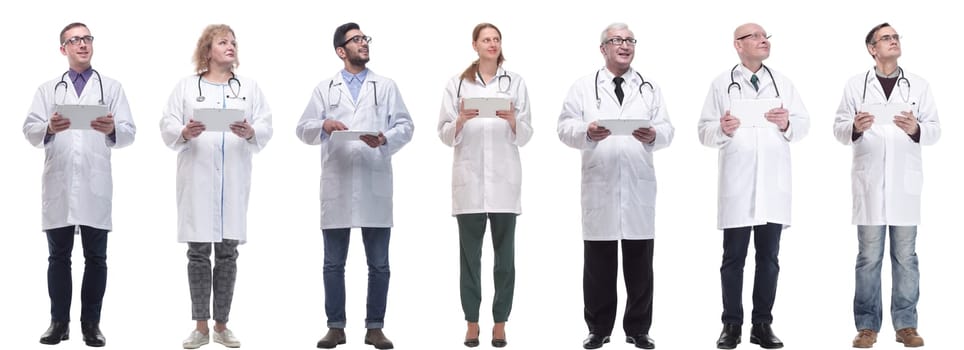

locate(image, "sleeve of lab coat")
[[509, 76, 533, 147], [437, 77, 462, 147], [379, 80, 414, 157], [647, 84, 674, 152], [295, 83, 328, 146], [557, 80, 594, 150], [698, 82, 731, 148], [160, 79, 190, 151], [245, 80, 273, 153], [833, 78, 860, 145], [107, 81, 136, 148], [915, 80, 940, 146], [781, 80, 809, 142], [23, 85, 53, 148]]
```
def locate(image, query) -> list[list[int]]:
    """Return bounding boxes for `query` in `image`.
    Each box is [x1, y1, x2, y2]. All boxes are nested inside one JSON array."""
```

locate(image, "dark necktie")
[[750, 74, 760, 92], [613, 76, 625, 105]]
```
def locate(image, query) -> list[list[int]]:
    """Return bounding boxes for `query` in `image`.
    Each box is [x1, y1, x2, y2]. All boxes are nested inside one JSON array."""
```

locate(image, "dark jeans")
[[323, 227, 391, 329], [46, 225, 108, 323], [720, 222, 782, 325], [583, 239, 654, 337]]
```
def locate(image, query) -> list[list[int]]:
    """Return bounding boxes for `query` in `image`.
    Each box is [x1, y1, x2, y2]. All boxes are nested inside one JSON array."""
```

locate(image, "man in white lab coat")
[[22, 22, 136, 347], [833, 22, 939, 349], [297, 22, 413, 350], [698, 22, 809, 350], [558, 23, 674, 350]]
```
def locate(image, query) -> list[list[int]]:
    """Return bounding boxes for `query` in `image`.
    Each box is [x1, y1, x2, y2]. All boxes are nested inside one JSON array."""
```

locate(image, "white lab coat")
[[296, 70, 414, 229], [23, 71, 136, 231], [438, 68, 533, 215], [833, 68, 940, 226], [698, 64, 809, 230], [558, 68, 674, 241], [160, 74, 273, 243]]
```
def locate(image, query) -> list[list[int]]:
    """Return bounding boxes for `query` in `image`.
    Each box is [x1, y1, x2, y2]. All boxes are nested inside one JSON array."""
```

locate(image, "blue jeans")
[[46, 225, 108, 323], [854, 225, 919, 332], [323, 227, 391, 329]]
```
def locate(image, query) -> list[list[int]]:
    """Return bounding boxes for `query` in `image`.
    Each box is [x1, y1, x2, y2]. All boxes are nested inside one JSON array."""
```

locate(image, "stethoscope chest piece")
[[196, 96, 206, 102]]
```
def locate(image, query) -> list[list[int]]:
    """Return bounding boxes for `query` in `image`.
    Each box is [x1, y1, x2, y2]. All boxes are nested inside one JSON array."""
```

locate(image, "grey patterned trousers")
[[187, 240, 239, 322]]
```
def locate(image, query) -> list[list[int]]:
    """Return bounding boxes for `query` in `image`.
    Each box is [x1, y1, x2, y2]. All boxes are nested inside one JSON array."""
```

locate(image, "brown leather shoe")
[[896, 328, 924, 347], [365, 328, 394, 349], [852, 329, 877, 348], [317, 328, 346, 349]]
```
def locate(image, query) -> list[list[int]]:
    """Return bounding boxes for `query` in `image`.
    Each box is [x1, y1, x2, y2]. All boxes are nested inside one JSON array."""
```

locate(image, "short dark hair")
[[333, 22, 360, 49], [865, 22, 891, 45], [60, 22, 88, 45]]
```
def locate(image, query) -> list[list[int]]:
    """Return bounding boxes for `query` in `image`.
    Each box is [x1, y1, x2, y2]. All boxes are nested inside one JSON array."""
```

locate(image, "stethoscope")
[[594, 69, 654, 109], [196, 72, 244, 102], [54, 69, 105, 105], [456, 67, 511, 97], [328, 79, 378, 110], [727, 64, 780, 99], [862, 66, 911, 104]]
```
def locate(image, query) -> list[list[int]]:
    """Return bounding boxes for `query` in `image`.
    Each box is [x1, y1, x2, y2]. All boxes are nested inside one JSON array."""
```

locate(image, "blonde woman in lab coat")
[[833, 22, 939, 349], [438, 22, 532, 348], [160, 24, 273, 349]]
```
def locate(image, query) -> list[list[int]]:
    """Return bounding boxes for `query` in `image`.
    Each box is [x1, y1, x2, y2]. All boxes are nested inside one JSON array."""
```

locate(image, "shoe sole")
[[183, 339, 209, 349], [750, 336, 784, 349], [896, 339, 924, 348], [583, 337, 610, 349], [316, 339, 346, 349], [364, 340, 394, 349]]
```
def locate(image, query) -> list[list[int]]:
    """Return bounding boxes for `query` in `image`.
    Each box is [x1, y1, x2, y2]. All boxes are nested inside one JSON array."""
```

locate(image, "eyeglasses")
[[736, 33, 771, 41], [62, 35, 94, 46], [603, 37, 637, 46], [341, 35, 372, 47], [873, 34, 900, 44]]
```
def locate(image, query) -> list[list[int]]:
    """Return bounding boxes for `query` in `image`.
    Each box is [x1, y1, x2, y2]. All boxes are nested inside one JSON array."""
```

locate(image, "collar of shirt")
[[340, 68, 369, 101], [68, 67, 94, 96], [874, 66, 900, 78]]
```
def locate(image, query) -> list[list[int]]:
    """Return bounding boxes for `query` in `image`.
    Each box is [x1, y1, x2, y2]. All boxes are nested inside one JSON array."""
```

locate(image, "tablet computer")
[[463, 97, 511, 118], [331, 130, 379, 143], [596, 119, 652, 135], [194, 108, 244, 132], [55, 104, 109, 130], [861, 103, 912, 122], [730, 98, 781, 128]]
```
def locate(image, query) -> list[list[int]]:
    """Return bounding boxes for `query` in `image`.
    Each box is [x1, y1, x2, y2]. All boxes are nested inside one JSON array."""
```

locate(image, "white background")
[[1, 1, 960, 349]]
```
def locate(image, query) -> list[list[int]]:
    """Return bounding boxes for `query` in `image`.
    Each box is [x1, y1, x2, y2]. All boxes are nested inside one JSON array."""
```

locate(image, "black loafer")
[[583, 333, 610, 349], [626, 334, 655, 349], [749, 323, 783, 349], [40, 321, 70, 345], [81, 322, 106, 347], [717, 323, 741, 349]]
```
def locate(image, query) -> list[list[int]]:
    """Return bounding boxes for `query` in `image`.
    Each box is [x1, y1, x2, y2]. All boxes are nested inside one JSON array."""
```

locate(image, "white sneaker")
[[213, 328, 241, 348], [183, 330, 210, 349]]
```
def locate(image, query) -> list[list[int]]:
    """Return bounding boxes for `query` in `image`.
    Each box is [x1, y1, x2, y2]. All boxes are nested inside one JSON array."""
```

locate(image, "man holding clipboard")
[[833, 22, 940, 349], [698, 22, 809, 349], [22, 22, 136, 347]]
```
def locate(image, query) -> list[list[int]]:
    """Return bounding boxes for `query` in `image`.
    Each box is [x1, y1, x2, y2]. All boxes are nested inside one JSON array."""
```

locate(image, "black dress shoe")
[[81, 322, 106, 347], [40, 321, 70, 345], [626, 334, 655, 349], [749, 323, 783, 349], [583, 333, 610, 349], [716, 323, 741, 349], [317, 328, 346, 349]]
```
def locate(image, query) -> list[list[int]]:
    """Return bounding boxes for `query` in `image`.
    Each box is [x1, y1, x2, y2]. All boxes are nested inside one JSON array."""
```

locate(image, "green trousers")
[[457, 213, 517, 323]]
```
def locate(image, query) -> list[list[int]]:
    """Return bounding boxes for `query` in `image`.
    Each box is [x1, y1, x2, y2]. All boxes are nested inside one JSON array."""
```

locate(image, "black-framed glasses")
[[603, 37, 637, 46], [341, 35, 372, 47], [873, 34, 900, 44], [736, 33, 771, 41], [63, 35, 94, 46]]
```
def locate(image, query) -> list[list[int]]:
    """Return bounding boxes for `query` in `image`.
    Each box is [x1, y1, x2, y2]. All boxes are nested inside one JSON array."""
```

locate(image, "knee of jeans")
[[367, 261, 390, 274], [323, 261, 346, 273]]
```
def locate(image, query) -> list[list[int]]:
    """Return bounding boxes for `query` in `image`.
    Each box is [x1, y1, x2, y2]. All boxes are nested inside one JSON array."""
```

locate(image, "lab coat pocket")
[[371, 167, 393, 198], [89, 170, 113, 198], [904, 170, 923, 195], [41, 170, 65, 201], [320, 173, 340, 200]]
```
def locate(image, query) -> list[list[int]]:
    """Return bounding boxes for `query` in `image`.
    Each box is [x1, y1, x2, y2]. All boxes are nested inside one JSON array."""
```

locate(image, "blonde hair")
[[460, 23, 505, 82], [193, 24, 238, 74]]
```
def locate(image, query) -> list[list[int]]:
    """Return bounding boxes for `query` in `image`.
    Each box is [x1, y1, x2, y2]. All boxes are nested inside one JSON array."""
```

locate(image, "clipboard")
[[331, 130, 379, 143], [596, 119, 652, 135], [860, 103, 912, 122], [55, 104, 109, 130], [730, 98, 781, 128], [463, 97, 511, 118], [194, 108, 244, 132]]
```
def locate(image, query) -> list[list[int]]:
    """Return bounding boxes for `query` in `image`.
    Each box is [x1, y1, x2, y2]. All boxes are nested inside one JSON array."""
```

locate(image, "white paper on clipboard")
[[194, 108, 244, 132], [56, 104, 109, 130], [730, 98, 781, 128], [463, 97, 511, 118], [596, 119, 652, 135], [330, 130, 379, 143], [860, 103, 911, 122]]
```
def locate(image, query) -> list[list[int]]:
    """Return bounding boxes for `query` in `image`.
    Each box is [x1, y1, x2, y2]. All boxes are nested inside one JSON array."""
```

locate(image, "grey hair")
[[600, 22, 631, 45]]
